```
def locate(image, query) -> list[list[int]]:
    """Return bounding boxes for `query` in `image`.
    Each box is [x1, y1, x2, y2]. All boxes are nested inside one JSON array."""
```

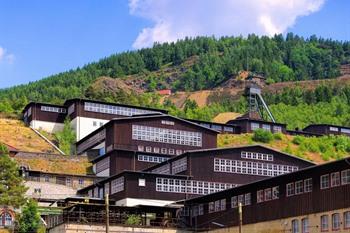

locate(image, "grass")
[[217, 133, 350, 163]]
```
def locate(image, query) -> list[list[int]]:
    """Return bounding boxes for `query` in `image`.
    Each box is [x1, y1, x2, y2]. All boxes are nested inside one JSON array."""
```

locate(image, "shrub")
[[292, 136, 304, 145], [125, 214, 142, 225], [273, 133, 283, 140], [252, 129, 273, 143]]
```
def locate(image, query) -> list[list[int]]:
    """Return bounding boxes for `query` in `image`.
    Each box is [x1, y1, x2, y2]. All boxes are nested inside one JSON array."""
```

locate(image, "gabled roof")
[[22, 102, 67, 113], [64, 98, 168, 114], [143, 144, 315, 172]]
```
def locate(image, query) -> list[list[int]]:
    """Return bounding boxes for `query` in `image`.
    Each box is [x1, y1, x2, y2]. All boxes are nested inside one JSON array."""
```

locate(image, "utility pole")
[[238, 202, 243, 233], [105, 193, 109, 233]]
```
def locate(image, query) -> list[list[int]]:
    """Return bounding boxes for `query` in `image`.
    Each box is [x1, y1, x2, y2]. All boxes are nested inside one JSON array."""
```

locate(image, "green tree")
[[18, 200, 41, 233], [54, 118, 76, 155], [0, 143, 27, 208], [252, 129, 273, 143]]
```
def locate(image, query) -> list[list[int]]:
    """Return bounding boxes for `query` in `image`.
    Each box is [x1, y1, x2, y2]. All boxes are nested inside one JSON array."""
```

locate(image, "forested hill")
[[1, 33, 350, 114]]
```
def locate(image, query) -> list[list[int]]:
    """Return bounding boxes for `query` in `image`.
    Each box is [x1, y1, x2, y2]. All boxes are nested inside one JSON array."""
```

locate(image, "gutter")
[[30, 127, 66, 155]]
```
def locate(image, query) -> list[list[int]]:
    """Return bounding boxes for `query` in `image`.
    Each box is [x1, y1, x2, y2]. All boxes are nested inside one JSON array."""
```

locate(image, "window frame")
[[320, 174, 330, 190], [332, 213, 341, 231]]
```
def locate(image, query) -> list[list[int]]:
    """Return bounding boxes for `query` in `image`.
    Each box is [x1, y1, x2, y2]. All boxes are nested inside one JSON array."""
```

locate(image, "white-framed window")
[[273, 125, 282, 133], [245, 193, 251, 205], [320, 174, 330, 189], [295, 180, 304, 194], [292, 219, 299, 233], [301, 218, 309, 233], [41, 105, 66, 114], [155, 177, 236, 195], [257, 190, 264, 203], [332, 213, 340, 231], [341, 128, 350, 134], [344, 211, 350, 229], [214, 158, 296, 177], [176, 149, 182, 155], [78, 179, 84, 185], [169, 148, 175, 155], [262, 124, 271, 131], [320, 215, 328, 232], [84, 101, 157, 116], [220, 199, 226, 211], [198, 204, 204, 216], [138, 154, 168, 163], [251, 122, 260, 131], [241, 151, 274, 161], [331, 172, 340, 187], [161, 148, 167, 154], [161, 120, 175, 125], [111, 177, 124, 194], [231, 196, 238, 208], [223, 126, 234, 132], [132, 125, 202, 147], [171, 157, 187, 174], [330, 126, 339, 132], [154, 147, 160, 153], [304, 179, 312, 193], [342, 169, 350, 185], [286, 183, 294, 196], [212, 125, 222, 131], [66, 177, 71, 186], [137, 145, 144, 152], [138, 178, 146, 187], [145, 146, 151, 152], [272, 186, 279, 199], [264, 188, 272, 201], [208, 202, 215, 213]]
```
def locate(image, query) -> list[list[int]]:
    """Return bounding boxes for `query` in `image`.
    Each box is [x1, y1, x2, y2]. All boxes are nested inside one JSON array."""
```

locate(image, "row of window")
[[92, 120, 104, 127], [132, 125, 202, 147], [197, 122, 234, 132], [320, 170, 350, 189], [137, 145, 183, 155], [241, 151, 273, 161], [171, 157, 187, 174], [209, 199, 226, 213], [155, 178, 237, 195], [329, 126, 350, 134], [161, 120, 175, 125], [27, 175, 85, 186], [41, 105, 66, 113], [231, 193, 251, 208], [286, 178, 312, 197], [257, 186, 279, 203], [291, 212, 350, 233], [84, 102, 156, 116], [251, 122, 282, 132], [138, 154, 169, 163], [214, 158, 298, 177]]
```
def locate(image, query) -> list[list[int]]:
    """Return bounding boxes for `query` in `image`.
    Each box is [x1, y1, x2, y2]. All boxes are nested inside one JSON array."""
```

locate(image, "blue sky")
[[0, 0, 349, 88]]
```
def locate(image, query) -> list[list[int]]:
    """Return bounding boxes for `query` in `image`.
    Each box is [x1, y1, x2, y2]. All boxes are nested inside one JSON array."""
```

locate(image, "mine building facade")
[[303, 124, 350, 137]]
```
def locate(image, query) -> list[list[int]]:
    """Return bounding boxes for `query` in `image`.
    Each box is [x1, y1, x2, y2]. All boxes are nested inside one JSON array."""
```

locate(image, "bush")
[[273, 133, 283, 140], [125, 214, 142, 225], [292, 136, 304, 145], [252, 129, 273, 143]]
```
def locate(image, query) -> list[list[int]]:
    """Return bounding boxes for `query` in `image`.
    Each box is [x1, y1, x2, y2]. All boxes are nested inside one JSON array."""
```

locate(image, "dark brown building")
[[303, 124, 350, 137], [226, 117, 287, 134], [76, 114, 219, 156], [183, 157, 350, 231], [185, 118, 241, 134]]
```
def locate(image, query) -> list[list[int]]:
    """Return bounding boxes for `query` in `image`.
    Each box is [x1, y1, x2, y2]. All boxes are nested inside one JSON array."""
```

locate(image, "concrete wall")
[[71, 116, 109, 141], [203, 207, 350, 233], [25, 181, 77, 202], [30, 120, 64, 133], [49, 224, 188, 233]]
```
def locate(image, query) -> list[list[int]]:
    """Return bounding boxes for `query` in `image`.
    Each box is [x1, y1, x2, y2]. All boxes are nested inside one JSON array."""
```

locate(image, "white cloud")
[[129, 0, 325, 49], [0, 46, 15, 64]]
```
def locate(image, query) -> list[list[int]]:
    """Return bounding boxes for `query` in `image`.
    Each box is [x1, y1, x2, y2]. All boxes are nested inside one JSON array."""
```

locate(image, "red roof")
[[157, 89, 172, 95], [0, 142, 18, 152]]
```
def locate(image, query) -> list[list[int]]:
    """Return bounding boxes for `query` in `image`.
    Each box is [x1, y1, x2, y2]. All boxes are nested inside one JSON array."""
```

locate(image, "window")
[[45, 176, 50, 182], [238, 194, 244, 205], [332, 213, 340, 230], [66, 177, 71, 186], [251, 122, 260, 131], [341, 169, 350, 185], [154, 147, 160, 153], [93, 121, 97, 127], [330, 126, 339, 132], [245, 193, 251, 205], [176, 149, 182, 155], [138, 178, 146, 187], [320, 215, 328, 232], [161, 120, 175, 125], [220, 199, 226, 211], [341, 128, 350, 134], [304, 179, 312, 193], [172, 157, 187, 174], [213, 158, 296, 177], [155, 177, 236, 195], [209, 202, 215, 213], [286, 183, 294, 196], [132, 125, 202, 147], [161, 148, 167, 154], [273, 125, 282, 133], [84, 101, 157, 116], [241, 151, 274, 161], [301, 218, 309, 233], [40, 105, 66, 113], [169, 149, 175, 155], [1, 213, 13, 226], [34, 188, 41, 194], [321, 175, 330, 189], [344, 211, 350, 229], [198, 204, 204, 216], [137, 145, 144, 151], [257, 190, 264, 203], [231, 196, 238, 208], [262, 124, 271, 131], [295, 180, 304, 194], [223, 126, 234, 132], [138, 154, 168, 163], [146, 146, 152, 152], [292, 219, 299, 233], [272, 186, 279, 199], [331, 172, 340, 187], [111, 177, 124, 194], [264, 188, 272, 201]]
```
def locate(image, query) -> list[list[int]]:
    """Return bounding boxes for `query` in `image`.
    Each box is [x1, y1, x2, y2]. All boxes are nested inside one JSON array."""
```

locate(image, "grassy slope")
[[217, 133, 347, 164]]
